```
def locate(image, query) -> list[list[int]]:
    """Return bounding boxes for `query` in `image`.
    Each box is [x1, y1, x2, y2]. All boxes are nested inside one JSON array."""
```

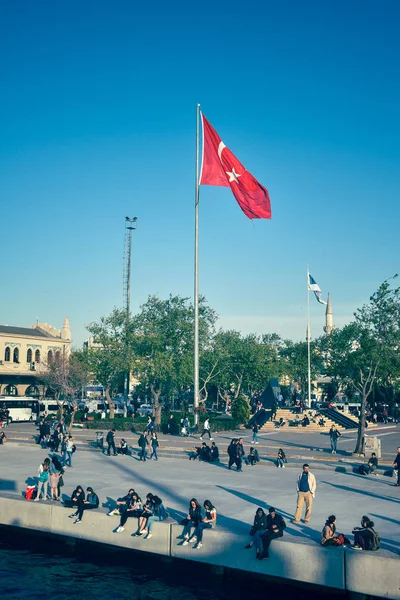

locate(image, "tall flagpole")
[[307, 265, 312, 408], [194, 103, 201, 426]]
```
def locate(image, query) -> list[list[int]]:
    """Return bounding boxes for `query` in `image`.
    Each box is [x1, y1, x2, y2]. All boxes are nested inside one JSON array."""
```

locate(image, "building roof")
[[0, 325, 57, 339]]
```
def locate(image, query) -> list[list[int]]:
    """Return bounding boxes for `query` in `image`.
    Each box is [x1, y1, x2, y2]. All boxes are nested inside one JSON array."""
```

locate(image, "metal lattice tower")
[[123, 217, 138, 315]]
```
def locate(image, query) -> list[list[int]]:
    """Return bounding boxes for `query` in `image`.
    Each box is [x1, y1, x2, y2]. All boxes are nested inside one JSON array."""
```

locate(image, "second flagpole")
[[194, 103, 201, 427], [307, 265, 311, 408]]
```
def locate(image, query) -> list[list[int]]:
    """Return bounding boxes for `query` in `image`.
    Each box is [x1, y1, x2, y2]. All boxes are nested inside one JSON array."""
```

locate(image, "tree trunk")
[[68, 407, 77, 434], [105, 386, 115, 419], [150, 384, 162, 429], [354, 393, 367, 454]]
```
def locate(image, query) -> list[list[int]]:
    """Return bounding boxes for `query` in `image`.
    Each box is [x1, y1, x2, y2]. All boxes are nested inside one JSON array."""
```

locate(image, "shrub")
[[231, 395, 250, 425], [86, 418, 142, 432]]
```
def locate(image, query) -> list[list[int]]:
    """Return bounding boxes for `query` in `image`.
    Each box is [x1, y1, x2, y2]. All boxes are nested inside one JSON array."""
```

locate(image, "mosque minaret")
[[324, 294, 333, 334]]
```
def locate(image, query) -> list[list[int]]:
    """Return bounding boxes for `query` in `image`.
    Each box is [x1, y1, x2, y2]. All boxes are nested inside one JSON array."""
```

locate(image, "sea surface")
[[0, 532, 336, 600]]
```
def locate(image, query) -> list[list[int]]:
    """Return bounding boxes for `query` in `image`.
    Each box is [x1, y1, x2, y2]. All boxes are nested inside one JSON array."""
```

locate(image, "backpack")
[[39, 470, 49, 482], [367, 529, 380, 551]]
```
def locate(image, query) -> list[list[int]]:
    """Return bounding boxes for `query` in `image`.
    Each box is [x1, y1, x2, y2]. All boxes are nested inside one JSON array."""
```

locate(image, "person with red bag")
[[321, 515, 349, 546]]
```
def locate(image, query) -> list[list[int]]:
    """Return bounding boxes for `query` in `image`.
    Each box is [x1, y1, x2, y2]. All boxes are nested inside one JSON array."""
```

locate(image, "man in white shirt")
[[293, 464, 316, 524], [200, 418, 213, 440]]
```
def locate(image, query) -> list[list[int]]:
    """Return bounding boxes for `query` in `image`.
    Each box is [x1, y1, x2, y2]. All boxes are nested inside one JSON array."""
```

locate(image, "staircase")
[[259, 408, 346, 433]]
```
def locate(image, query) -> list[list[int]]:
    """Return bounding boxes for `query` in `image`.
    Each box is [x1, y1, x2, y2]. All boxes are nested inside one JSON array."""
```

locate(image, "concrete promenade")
[[0, 426, 400, 599]]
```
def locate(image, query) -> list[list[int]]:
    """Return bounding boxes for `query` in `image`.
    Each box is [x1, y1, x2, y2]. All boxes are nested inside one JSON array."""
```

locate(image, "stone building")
[[0, 318, 71, 397]]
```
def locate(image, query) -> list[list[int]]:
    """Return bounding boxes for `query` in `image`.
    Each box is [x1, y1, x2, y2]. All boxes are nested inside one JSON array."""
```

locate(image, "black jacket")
[[210, 446, 219, 460], [266, 513, 286, 533], [236, 443, 245, 457], [253, 512, 267, 532], [393, 453, 400, 468], [138, 435, 147, 448], [188, 505, 202, 525]]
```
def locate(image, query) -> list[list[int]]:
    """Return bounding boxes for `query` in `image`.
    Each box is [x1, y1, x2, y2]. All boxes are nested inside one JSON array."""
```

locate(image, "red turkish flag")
[[199, 114, 271, 220]]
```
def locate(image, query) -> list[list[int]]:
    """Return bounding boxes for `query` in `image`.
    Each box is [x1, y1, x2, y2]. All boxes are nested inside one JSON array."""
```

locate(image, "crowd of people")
[[28, 454, 383, 557], [16, 415, 400, 560]]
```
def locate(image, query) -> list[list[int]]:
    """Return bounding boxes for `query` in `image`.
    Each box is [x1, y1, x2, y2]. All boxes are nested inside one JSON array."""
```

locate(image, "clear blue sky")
[[1, 0, 399, 346]]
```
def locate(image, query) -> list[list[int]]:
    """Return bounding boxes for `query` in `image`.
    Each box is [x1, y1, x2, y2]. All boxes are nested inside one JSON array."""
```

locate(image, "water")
[[0, 530, 339, 600]]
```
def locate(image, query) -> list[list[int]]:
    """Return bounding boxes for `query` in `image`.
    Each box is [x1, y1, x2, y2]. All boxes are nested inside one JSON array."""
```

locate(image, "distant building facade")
[[0, 318, 71, 397]]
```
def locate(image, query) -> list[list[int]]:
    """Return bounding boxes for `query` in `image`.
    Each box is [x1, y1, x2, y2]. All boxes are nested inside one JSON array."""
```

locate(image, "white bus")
[[0, 396, 40, 423], [39, 399, 60, 418]]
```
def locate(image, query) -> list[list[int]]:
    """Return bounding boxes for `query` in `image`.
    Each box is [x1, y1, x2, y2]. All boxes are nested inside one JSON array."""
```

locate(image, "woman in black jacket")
[[228, 439, 237, 469], [73, 487, 99, 524], [352, 516, 380, 550], [181, 498, 202, 544], [245, 508, 267, 556], [68, 486, 85, 517]]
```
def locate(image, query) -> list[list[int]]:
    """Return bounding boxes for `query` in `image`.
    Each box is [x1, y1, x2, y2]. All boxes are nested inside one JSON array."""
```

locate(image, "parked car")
[[138, 404, 153, 417]]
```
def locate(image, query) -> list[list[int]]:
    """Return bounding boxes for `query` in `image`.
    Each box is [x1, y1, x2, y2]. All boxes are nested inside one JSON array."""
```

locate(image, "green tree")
[[210, 331, 283, 404], [86, 309, 133, 418], [280, 339, 322, 397], [231, 394, 251, 424], [321, 278, 400, 454], [39, 350, 91, 431], [132, 295, 216, 427]]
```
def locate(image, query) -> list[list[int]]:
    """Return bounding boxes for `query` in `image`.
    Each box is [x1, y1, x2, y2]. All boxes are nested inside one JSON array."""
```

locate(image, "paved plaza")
[[1, 423, 399, 557]]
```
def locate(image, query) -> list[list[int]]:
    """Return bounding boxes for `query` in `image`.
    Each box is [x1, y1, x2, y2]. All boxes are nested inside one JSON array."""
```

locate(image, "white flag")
[[308, 273, 327, 305]]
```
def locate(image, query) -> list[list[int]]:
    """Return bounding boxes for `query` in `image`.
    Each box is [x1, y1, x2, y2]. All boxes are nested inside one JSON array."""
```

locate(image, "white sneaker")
[[255, 442, 259, 444], [199, 438, 203, 441], [189, 536, 197, 543], [210, 438, 213, 440], [251, 441, 254, 444], [182, 540, 189, 546], [116, 526, 125, 533], [145, 533, 153, 539], [282, 465, 285, 468], [194, 542, 203, 549], [34, 498, 40, 502]]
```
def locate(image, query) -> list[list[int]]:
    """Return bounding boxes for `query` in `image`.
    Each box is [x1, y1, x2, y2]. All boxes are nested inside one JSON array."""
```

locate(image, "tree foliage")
[[132, 295, 217, 426], [320, 277, 400, 453], [86, 309, 133, 418]]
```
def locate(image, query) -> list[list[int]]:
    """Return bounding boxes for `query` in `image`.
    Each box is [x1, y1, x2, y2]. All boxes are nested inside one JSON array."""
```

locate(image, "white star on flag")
[[226, 168, 241, 183]]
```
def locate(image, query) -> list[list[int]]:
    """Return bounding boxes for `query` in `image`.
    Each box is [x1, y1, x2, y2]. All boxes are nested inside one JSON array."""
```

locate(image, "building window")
[[4, 384, 17, 396], [13, 347, 19, 363], [35, 349, 41, 363], [55, 350, 61, 363], [27, 348, 33, 363], [48, 350, 53, 364], [26, 385, 40, 397], [4, 347, 10, 362]]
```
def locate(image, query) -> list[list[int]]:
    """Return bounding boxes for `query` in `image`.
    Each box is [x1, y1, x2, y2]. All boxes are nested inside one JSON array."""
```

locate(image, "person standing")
[[200, 417, 213, 440], [35, 459, 50, 501], [227, 439, 237, 469], [251, 422, 259, 444], [392, 446, 400, 486], [138, 433, 148, 461], [150, 432, 159, 460], [293, 464, 316, 524], [329, 425, 342, 454], [106, 429, 117, 456], [65, 436, 74, 468], [259, 507, 286, 559], [236, 438, 245, 471]]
